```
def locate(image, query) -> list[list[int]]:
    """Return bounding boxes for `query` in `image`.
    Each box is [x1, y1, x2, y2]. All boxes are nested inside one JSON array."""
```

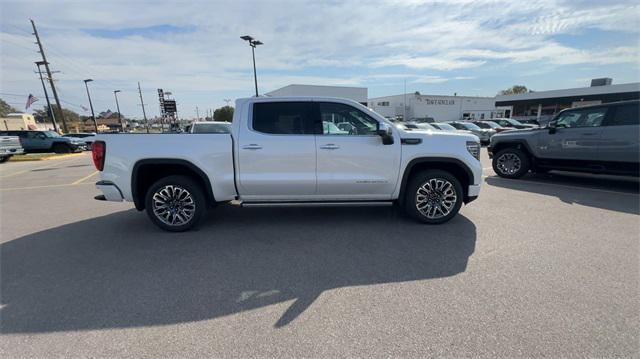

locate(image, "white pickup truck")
[[93, 97, 482, 231]]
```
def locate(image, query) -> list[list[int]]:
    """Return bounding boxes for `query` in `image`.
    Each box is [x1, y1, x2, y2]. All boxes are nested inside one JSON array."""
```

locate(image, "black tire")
[[404, 169, 464, 224], [53, 143, 71, 154], [492, 147, 530, 179], [144, 175, 207, 232], [0, 156, 9, 163]]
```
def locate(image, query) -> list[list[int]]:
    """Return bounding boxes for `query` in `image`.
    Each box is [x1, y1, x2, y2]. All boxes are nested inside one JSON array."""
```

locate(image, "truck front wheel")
[[404, 169, 463, 224], [492, 148, 530, 179], [145, 175, 206, 232]]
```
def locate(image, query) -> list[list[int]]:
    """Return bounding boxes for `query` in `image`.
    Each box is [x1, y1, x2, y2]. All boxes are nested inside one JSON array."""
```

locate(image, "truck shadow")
[[485, 173, 640, 215], [1, 205, 476, 333]]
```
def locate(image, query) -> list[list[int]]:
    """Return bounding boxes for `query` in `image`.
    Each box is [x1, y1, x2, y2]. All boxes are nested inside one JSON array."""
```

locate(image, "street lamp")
[[113, 90, 123, 132], [240, 35, 263, 97], [83, 79, 98, 132]]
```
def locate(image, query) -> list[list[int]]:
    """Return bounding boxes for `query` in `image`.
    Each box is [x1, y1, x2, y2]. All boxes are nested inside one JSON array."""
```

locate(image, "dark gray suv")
[[488, 100, 639, 178], [0, 130, 86, 153]]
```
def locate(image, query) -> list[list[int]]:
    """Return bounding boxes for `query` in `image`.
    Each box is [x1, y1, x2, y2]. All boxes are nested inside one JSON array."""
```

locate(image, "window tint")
[[319, 102, 378, 135], [555, 108, 607, 128], [608, 104, 639, 126], [252, 102, 313, 135]]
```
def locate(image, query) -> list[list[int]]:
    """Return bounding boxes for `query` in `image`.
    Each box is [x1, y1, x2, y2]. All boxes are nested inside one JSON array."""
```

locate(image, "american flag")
[[81, 106, 89, 112], [25, 94, 38, 109]]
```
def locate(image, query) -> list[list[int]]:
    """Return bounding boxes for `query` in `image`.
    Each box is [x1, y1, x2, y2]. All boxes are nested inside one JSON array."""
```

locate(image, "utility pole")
[[114, 90, 123, 132], [35, 61, 58, 132], [83, 79, 98, 132], [403, 79, 407, 122], [31, 19, 67, 133], [196, 106, 200, 121], [138, 82, 149, 133]]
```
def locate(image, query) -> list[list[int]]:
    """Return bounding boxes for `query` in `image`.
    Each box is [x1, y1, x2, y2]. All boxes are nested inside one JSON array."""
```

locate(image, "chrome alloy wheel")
[[152, 185, 196, 226], [496, 153, 522, 175], [415, 178, 458, 219]]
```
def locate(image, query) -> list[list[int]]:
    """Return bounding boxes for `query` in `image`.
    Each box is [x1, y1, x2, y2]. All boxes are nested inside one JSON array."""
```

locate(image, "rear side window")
[[252, 102, 314, 135], [608, 104, 639, 126]]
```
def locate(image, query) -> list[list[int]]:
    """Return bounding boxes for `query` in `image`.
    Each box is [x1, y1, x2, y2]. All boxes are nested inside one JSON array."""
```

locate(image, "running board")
[[236, 201, 394, 208]]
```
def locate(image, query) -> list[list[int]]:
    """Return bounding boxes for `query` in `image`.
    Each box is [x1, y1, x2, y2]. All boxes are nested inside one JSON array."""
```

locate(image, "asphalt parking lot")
[[1, 151, 638, 358]]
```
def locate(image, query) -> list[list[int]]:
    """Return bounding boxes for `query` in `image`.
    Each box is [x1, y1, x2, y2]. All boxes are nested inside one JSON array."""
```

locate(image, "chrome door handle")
[[320, 144, 340, 150], [242, 144, 262, 150]]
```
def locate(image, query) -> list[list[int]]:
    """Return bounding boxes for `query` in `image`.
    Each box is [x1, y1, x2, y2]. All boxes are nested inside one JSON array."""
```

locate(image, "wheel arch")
[[131, 159, 215, 211], [398, 157, 474, 206]]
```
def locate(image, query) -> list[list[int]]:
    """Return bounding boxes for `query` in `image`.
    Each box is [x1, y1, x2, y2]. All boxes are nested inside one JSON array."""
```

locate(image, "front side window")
[[319, 102, 378, 136], [608, 104, 639, 126], [252, 102, 314, 135], [555, 108, 607, 128]]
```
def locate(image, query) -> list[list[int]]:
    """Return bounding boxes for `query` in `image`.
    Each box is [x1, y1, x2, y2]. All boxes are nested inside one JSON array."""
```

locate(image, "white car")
[[93, 97, 482, 231], [190, 121, 231, 134]]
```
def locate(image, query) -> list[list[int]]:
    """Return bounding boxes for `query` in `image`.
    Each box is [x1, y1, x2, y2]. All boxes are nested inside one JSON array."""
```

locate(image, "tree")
[[34, 105, 81, 128], [499, 85, 531, 95], [0, 98, 18, 117], [213, 106, 234, 122]]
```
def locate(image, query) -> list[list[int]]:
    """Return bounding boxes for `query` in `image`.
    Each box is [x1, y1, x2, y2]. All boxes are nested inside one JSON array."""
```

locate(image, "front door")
[[598, 103, 640, 165], [537, 106, 607, 162], [315, 102, 401, 199], [237, 101, 317, 200]]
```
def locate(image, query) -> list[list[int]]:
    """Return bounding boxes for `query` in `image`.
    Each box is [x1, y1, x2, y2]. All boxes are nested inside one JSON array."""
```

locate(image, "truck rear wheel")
[[53, 143, 71, 154], [145, 175, 206, 232], [404, 169, 463, 224]]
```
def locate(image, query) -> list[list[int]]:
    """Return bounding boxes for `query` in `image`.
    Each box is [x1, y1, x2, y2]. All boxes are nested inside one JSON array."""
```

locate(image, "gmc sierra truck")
[[93, 97, 482, 231]]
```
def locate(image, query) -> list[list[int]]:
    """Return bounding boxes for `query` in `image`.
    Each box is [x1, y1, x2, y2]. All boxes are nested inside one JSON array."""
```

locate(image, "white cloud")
[[0, 0, 638, 116]]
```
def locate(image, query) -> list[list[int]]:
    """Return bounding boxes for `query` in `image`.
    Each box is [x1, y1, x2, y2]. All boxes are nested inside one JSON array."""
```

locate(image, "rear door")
[[315, 101, 401, 199], [598, 103, 640, 171], [237, 101, 317, 200], [537, 106, 607, 161]]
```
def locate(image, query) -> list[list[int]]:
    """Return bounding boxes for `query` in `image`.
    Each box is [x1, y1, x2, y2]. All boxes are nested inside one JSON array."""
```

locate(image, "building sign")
[[163, 100, 177, 113], [418, 97, 456, 105]]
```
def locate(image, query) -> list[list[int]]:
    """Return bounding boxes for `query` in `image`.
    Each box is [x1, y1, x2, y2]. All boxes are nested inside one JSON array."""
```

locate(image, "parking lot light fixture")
[[114, 90, 123, 132], [241, 35, 263, 97], [84, 79, 98, 132]]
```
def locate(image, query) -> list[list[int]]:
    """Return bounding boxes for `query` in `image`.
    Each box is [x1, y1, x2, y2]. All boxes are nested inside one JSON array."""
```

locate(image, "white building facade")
[[369, 93, 503, 122]]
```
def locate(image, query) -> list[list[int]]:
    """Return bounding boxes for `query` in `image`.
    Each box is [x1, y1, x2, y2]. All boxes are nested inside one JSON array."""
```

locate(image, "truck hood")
[[491, 127, 544, 141]]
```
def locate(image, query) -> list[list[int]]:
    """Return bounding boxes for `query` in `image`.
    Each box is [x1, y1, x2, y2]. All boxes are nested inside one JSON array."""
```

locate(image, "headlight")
[[466, 141, 480, 160]]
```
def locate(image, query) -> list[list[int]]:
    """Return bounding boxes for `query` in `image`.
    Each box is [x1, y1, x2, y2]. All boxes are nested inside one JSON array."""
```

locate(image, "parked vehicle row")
[[489, 100, 639, 178], [93, 97, 483, 232]]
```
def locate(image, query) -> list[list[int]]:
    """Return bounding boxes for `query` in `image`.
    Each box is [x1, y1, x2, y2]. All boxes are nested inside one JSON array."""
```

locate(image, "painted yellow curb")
[[8, 152, 87, 162]]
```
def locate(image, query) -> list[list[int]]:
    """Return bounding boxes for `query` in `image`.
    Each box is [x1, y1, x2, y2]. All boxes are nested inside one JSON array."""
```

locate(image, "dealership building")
[[368, 93, 505, 122], [495, 79, 640, 125]]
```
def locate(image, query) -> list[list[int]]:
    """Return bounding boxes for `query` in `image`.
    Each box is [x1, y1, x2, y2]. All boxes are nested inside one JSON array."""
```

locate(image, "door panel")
[[537, 107, 606, 161], [315, 102, 401, 199], [598, 104, 640, 165], [237, 101, 317, 199]]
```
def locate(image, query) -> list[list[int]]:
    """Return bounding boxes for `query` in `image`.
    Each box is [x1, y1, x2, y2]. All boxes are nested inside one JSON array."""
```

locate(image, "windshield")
[[459, 122, 481, 130], [482, 121, 501, 128], [433, 123, 456, 131], [506, 119, 524, 126], [44, 131, 61, 138], [192, 123, 230, 134]]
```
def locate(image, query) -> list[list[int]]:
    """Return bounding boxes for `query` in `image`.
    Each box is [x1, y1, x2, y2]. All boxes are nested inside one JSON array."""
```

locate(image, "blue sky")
[[1, 0, 638, 119]]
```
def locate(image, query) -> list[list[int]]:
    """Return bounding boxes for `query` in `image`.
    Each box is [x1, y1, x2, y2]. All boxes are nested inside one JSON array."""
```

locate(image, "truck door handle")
[[242, 144, 262, 150], [581, 133, 598, 136], [319, 144, 340, 150]]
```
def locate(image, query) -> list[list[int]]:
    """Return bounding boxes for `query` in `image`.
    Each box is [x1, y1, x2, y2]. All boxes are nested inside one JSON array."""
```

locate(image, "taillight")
[[92, 141, 106, 171]]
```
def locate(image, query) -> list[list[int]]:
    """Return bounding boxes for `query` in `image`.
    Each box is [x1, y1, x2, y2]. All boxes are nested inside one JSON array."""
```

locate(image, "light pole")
[[35, 61, 58, 132], [114, 90, 123, 132], [84, 79, 98, 132], [240, 35, 263, 97]]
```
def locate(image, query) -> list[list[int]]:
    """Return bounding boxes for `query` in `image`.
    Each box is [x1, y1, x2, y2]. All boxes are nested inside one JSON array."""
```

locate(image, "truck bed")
[[96, 133, 237, 202]]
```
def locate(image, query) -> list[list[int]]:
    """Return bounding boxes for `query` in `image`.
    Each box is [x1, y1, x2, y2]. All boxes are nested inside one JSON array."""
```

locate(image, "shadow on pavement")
[[486, 172, 640, 215], [1, 205, 476, 333]]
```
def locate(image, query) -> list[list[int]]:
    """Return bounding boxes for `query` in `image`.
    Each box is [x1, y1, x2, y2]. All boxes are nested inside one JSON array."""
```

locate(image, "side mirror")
[[377, 122, 394, 145], [548, 120, 557, 134]]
